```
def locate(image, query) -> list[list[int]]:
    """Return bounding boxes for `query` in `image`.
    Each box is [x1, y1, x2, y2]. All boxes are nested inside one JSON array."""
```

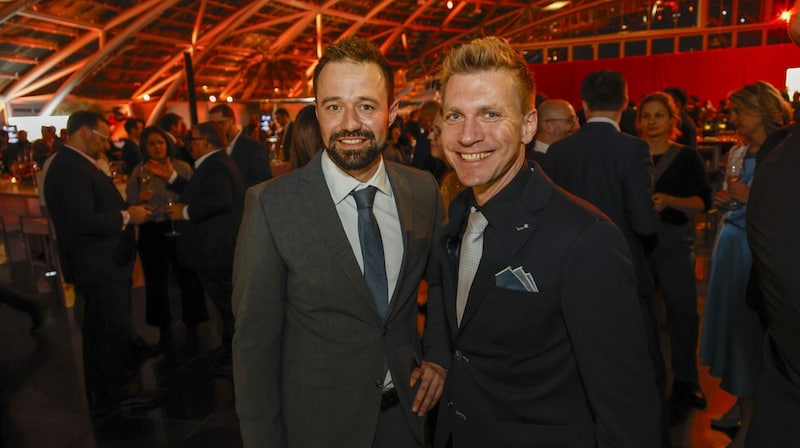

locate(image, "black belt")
[[380, 388, 399, 411]]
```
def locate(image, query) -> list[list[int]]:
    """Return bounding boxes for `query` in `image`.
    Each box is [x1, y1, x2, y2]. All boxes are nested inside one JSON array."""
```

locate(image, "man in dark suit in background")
[[411, 100, 447, 180], [525, 98, 579, 169], [150, 122, 245, 376], [209, 104, 272, 188], [545, 70, 673, 443], [44, 111, 154, 414], [232, 36, 449, 448], [274, 107, 294, 162], [434, 37, 659, 448], [665, 87, 697, 148], [158, 112, 193, 165]]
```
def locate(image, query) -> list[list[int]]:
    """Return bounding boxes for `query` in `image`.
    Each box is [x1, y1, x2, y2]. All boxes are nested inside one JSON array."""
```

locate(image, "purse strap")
[[653, 145, 681, 184]]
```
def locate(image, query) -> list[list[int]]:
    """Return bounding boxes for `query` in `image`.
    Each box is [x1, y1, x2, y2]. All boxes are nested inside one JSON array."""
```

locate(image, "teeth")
[[460, 152, 491, 161], [341, 139, 363, 144]]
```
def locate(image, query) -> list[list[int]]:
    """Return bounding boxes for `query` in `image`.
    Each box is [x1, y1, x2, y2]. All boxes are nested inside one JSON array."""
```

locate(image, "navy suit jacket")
[[230, 133, 272, 188], [170, 151, 245, 274], [545, 121, 659, 296], [435, 166, 659, 448], [44, 147, 136, 287]]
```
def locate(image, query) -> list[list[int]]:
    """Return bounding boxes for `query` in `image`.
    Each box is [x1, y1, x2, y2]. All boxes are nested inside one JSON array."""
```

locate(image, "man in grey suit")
[[232, 36, 449, 448]]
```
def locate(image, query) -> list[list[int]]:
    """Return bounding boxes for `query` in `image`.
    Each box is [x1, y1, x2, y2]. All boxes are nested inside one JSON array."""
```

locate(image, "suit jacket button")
[[447, 400, 453, 408], [454, 350, 462, 360]]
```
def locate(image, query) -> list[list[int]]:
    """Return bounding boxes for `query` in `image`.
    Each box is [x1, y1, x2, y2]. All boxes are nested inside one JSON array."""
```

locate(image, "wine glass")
[[165, 200, 180, 238], [725, 155, 744, 210]]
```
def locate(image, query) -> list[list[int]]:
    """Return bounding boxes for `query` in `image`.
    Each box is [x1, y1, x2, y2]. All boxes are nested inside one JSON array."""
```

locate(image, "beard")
[[326, 129, 382, 171]]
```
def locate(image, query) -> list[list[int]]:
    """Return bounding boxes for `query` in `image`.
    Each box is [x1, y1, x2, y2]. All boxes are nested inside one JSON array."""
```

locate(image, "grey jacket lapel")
[[298, 153, 383, 320]]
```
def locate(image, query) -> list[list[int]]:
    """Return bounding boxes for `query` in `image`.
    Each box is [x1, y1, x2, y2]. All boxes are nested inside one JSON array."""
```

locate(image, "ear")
[[521, 108, 537, 145]]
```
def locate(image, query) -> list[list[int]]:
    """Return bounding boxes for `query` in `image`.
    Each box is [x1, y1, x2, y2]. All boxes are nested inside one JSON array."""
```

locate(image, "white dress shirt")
[[321, 152, 403, 390]]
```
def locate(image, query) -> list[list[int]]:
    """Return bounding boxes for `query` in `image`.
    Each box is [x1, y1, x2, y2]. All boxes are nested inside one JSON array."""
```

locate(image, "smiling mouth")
[[339, 138, 366, 145], [460, 151, 492, 161]]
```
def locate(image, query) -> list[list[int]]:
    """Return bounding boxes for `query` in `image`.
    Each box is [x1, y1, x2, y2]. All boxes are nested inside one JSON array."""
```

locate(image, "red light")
[[780, 11, 792, 23]]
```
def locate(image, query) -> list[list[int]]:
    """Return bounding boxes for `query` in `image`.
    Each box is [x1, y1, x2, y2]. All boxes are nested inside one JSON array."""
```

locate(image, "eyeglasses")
[[91, 129, 109, 142]]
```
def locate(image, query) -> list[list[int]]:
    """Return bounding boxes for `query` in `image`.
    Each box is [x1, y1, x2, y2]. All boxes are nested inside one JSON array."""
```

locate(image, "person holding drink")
[[700, 81, 792, 447], [127, 126, 208, 350]]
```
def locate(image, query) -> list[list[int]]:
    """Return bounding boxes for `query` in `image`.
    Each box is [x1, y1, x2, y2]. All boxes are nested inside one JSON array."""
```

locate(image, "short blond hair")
[[439, 36, 535, 114]]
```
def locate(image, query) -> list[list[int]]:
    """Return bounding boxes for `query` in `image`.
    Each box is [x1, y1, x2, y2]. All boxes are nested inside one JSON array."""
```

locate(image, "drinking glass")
[[725, 155, 744, 210], [165, 200, 180, 238]]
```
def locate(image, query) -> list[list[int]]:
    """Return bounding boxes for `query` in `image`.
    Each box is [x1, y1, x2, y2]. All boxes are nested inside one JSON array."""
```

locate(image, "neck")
[[586, 109, 621, 122], [646, 136, 671, 155]]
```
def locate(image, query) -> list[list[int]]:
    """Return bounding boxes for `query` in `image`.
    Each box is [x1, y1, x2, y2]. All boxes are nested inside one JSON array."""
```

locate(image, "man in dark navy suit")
[[434, 37, 659, 448], [44, 111, 154, 413], [209, 103, 272, 188], [150, 121, 245, 376]]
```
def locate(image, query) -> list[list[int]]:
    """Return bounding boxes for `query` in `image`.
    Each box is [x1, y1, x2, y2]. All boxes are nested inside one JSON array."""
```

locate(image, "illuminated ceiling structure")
[[0, 0, 792, 117]]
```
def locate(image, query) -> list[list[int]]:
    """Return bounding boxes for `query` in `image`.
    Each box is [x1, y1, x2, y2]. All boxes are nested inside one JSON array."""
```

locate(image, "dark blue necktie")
[[351, 186, 389, 319]]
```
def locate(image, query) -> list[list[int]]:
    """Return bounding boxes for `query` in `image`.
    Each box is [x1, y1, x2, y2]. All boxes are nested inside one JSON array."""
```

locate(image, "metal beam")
[[0, 0, 40, 26], [5, 0, 169, 100], [39, 0, 181, 116], [16, 9, 102, 31]]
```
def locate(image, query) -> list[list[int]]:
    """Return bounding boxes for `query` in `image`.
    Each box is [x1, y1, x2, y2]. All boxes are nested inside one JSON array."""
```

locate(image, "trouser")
[[138, 221, 208, 327], [196, 269, 234, 353], [75, 282, 135, 404], [373, 398, 421, 448], [652, 221, 700, 385], [640, 292, 671, 447]]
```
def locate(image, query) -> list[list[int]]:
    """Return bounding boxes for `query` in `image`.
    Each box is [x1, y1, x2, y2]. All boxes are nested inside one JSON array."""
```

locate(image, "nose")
[[341, 106, 362, 132], [457, 116, 484, 147]]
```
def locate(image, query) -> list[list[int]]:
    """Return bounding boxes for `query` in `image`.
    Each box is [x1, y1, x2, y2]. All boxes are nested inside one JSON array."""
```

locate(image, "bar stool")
[[18, 215, 67, 308]]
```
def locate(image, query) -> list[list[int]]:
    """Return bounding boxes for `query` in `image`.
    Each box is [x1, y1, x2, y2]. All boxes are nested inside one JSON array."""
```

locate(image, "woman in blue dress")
[[701, 81, 792, 448]]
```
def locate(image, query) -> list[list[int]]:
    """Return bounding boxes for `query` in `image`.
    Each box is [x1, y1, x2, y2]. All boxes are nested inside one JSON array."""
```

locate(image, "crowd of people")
[[7, 26, 798, 448]]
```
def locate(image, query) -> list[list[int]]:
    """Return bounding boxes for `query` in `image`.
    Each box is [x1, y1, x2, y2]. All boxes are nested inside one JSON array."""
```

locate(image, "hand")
[[651, 193, 670, 212], [713, 190, 731, 208], [139, 189, 154, 202], [145, 159, 175, 180], [127, 204, 153, 224], [409, 361, 447, 417], [728, 182, 750, 205], [163, 202, 187, 220]]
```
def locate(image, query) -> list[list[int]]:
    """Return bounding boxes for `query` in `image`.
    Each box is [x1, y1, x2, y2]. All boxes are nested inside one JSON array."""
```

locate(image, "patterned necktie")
[[351, 186, 389, 319], [456, 207, 488, 326]]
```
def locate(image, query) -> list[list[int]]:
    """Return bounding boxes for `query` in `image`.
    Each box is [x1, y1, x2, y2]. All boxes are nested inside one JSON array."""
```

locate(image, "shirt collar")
[[64, 144, 98, 167], [225, 130, 242, 155], [194, 149, 221, 169], [321, 150, 392, 205], [476, 163, 530, 226], [533, 139, 549, 154], [586, 116, 620, 131]]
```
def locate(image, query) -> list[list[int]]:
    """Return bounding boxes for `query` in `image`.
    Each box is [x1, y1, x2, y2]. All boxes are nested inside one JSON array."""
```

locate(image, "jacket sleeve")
[[561, 219, 660, 448], [422, 173, 452, 370], [232, 187, 287, 448], [623, 141, 659, 236]]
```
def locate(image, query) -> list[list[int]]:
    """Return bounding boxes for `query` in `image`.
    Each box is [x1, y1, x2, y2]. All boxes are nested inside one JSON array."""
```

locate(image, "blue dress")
[[700, 148, 762, 398]]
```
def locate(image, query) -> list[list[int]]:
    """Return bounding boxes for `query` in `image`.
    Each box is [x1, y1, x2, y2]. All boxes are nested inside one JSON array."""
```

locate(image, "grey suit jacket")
[[232, 151, 450, 447]]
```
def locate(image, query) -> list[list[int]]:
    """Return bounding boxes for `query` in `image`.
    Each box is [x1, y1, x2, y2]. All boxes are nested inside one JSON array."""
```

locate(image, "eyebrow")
[[319, 95, 380, 105]]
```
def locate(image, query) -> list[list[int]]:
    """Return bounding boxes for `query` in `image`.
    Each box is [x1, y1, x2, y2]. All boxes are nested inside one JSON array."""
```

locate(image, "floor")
[[0, 222, 740, 448]]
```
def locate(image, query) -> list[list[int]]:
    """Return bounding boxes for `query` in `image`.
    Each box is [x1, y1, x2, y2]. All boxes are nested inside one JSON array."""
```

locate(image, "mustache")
[[329, 129, 375, 141]]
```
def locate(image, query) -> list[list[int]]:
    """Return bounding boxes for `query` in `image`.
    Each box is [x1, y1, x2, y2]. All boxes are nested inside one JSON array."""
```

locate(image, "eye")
[[484, 111, 500, 119], [360, 104, 375, 111], [326, 104, 341, 112], [445, 112, 462, 122]]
